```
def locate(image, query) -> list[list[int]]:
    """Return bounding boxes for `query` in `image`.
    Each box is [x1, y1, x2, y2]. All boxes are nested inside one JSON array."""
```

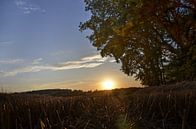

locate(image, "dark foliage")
[[80, 0, 196, 86]]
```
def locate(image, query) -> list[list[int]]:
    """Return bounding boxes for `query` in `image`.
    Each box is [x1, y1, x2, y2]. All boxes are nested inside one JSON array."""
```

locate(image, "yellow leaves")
[[113, 21, 133, 37]]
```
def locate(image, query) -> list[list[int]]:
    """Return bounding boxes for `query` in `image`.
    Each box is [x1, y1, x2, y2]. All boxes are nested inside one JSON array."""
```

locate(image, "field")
[[0, 82, 196, 129]]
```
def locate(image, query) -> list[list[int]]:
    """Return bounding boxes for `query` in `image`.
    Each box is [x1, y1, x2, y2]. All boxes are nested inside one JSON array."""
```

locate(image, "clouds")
[[2, 54, 108, 77], [15, 0, 45, 14], [0, 41, 14, 46], [32, 58, 43, 65], [0, 59, 23, 64], [82, 54, 107, 62], [59, 55, 107, 66]]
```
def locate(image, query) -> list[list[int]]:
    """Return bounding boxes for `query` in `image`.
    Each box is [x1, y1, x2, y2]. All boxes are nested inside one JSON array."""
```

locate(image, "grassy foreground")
[[0, 82, 196, 129]]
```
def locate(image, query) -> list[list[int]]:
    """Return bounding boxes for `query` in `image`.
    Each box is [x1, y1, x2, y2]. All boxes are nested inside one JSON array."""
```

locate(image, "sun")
[[102, 80, 116, 90]]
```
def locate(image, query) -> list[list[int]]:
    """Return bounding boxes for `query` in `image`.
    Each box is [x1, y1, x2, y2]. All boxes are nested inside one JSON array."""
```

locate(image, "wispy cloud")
[[59, 55, 107, 66], [15, 0, 45, 14], [0, 41, 14, 46], [32, 58, 43, 65], [0, 59, 24, 64], [2, 54, 108, 77], [82, 54, 107, 62]]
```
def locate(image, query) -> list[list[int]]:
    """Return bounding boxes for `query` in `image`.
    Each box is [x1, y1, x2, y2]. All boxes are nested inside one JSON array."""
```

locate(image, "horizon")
[[7, 86, 143, 94], [0, 0, 141, 92]]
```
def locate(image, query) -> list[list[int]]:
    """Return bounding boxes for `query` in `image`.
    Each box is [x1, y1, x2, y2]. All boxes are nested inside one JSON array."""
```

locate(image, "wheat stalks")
[[28, 108, 33, 129], [19, 124, 24, 129], [181, 109, 187, 129], [56, 110, 64, 129], [0, 106, 4, 129], [46, 117, 52, 129], [84, 120, 90, 129], [15, 118, 18, 129], [40, 119, 46, 129]]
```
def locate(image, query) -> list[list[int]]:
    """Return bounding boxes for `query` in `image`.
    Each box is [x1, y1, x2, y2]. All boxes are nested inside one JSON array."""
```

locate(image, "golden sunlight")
[[102, 79, 116, 90]]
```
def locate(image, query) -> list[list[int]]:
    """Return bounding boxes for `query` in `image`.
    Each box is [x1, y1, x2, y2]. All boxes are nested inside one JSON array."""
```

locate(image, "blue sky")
[[0, 0, 140, 92]]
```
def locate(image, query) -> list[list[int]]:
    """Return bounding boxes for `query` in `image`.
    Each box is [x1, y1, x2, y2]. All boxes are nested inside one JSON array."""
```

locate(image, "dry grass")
[[0, 81, 195, 129]]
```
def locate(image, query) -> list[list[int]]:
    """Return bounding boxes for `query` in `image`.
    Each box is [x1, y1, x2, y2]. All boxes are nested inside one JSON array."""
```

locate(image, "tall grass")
[[0, 82, 195, 129]]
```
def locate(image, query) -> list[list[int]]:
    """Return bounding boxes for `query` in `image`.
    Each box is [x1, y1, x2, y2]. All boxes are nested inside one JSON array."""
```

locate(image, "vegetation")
[[0, 82, 196, 129], [0, 1, 195, 129], [80, 0, 196, 86]]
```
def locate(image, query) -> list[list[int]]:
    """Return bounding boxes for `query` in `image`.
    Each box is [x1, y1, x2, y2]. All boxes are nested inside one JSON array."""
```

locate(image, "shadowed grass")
[[0, 81, 195, 129]]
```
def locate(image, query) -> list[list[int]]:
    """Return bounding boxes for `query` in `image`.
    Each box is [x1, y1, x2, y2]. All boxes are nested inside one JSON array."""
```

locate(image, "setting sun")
[[102, 80, 116, 90]]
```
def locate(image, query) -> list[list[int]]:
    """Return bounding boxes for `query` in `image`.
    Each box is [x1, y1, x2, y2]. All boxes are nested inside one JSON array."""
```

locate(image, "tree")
[[140, 0, 196, 83], [80, 0, 196, 86]]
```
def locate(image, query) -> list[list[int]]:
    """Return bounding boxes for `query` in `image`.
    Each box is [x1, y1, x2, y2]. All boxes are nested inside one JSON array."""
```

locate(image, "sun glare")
[[102, 80, 115, 90]]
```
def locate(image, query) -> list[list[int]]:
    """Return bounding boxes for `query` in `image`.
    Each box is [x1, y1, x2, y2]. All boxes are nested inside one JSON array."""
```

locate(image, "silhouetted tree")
[[80, 0, 196, 86]]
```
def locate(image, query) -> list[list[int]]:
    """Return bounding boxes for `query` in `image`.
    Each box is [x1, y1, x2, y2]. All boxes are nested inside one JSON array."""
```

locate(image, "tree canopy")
[[80, 0, 196, 86]]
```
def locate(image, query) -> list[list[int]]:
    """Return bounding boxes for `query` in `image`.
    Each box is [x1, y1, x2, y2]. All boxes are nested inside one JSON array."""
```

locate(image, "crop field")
[[0, 82, 196, 129]]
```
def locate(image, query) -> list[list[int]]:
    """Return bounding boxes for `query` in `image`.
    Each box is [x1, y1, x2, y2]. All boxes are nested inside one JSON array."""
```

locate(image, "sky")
[[0, 0, 141, 92]]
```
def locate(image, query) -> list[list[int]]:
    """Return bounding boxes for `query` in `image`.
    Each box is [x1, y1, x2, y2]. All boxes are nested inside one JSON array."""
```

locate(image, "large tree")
[[80, 0, 196, 86]]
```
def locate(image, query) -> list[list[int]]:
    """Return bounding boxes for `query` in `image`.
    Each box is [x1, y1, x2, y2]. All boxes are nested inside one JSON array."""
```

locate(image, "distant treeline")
[[18, 87, 141, 97]]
